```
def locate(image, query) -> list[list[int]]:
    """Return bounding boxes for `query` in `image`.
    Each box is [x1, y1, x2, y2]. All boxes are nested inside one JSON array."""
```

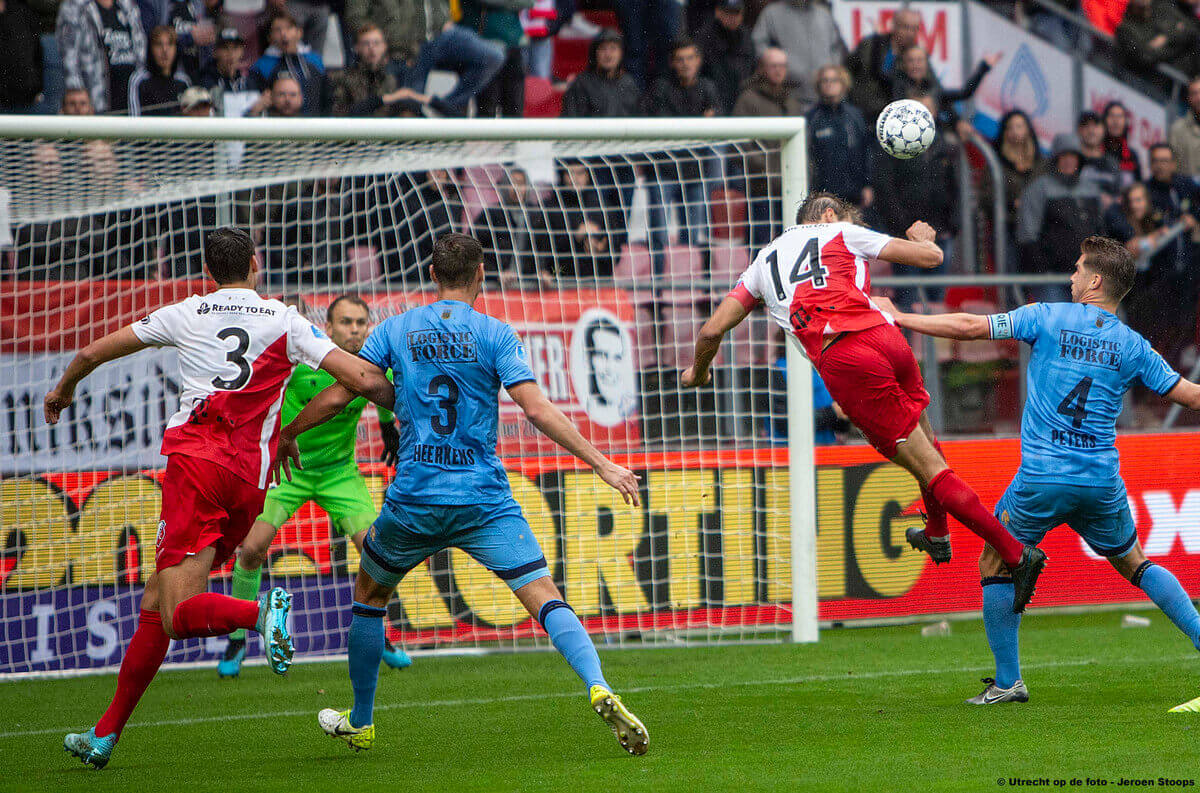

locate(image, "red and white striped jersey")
[[730, 222, 896, 360], [130, 288, 338, 488]]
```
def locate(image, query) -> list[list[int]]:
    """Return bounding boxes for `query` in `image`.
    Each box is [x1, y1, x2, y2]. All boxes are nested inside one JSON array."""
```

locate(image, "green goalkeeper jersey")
[[282, 363, 394, 471]]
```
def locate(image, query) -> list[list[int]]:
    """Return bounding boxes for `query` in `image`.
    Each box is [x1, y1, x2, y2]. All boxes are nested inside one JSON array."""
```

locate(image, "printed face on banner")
[[834, 1, 963, 85], [570, 309, 638, 428]]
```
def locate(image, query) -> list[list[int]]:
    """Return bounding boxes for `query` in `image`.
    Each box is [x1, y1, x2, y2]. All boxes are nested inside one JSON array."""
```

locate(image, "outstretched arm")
[[683, 295, 751, 387], [507, 381, 641, 506], [874, 296, 991, 340], [45, 327, 149, 424], [1165, 378, 1200, 411], [274, 382, 357, 482], [317, 348, 395, 410]]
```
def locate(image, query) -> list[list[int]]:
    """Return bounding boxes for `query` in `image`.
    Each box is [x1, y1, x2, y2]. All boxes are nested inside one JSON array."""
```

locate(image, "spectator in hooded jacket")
[[249, 12, 326, 115], [128, 24, 190, 114], [734, 46, 804, 244], [561, 29, 639, 117], [1017, 133, 1105, 301], [57, 0, 145, 112], [844, 6, 919, 123], [0, 0, 43, 113], [695, 0, 755, 114], [1103, 100, 1143, 188], [806, 63, 870, 207], [751, 0, 844, 106]]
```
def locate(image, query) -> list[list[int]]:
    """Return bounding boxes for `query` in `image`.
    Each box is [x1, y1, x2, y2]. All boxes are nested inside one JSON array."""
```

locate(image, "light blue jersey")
[[358, 299, 536, 507], [989, 302, 1180, 486]]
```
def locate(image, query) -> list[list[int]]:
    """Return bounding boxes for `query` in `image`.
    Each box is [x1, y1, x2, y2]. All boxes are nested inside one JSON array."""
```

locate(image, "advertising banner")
[[834, 0, 964, 85], [966, 3, 1077, 145], [5, 434, 1200, 673]]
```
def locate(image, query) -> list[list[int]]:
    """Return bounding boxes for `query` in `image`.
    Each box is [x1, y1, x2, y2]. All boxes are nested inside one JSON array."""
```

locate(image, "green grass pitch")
[[2, 611, 1198, 792]]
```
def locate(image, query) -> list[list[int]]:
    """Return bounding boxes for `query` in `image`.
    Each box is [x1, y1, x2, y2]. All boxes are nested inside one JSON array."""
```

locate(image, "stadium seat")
[[708, 188, 747, 242], [660, 291, 702, 370], [346, 245, 382, 284], [523, 76, 563, 118], [709, 244, 750, 292], [615, 243, 654, 281], [632, 304, 659, 372], [663, 244, 704, 282]]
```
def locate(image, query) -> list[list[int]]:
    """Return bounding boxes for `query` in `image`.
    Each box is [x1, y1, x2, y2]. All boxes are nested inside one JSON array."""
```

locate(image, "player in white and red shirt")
[[682, 193, 1047, 612], [45, 228, 390, 770]]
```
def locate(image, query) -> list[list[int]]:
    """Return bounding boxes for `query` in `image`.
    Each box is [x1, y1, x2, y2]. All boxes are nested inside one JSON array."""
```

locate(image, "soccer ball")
[[876, 99, 936, 160]]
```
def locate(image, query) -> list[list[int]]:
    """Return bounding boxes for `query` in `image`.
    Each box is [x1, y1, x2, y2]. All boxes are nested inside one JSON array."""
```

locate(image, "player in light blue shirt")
[[886, 236, 1200, 708], [276, 234, 650, 755]]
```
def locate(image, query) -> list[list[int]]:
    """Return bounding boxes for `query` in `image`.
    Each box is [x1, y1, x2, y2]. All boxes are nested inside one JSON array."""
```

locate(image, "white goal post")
[[0, 116, 815, 676]]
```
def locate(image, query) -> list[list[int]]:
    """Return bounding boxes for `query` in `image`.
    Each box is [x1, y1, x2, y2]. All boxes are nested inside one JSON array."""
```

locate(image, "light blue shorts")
[[995, 475, 1137, 558], [360, 498, 549, 591]]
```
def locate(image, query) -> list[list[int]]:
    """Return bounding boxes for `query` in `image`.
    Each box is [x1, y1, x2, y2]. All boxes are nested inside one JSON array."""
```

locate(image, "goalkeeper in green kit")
[[217, 295, 412, 677]]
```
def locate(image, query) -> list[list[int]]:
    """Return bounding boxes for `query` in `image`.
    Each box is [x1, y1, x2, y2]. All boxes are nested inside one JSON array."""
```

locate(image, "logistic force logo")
[[569, 309, 637, 427]]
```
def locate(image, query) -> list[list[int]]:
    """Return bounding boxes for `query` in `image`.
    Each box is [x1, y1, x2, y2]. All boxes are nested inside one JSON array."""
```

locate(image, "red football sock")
[[927, 469, 1025, 565], [921, 439, 950, 539], [95, 609, 169, 738], [171, 593, 260, 639]]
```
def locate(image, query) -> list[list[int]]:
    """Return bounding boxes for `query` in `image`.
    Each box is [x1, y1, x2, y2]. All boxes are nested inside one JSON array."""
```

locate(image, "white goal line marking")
[[0, 652, 1191, 740]]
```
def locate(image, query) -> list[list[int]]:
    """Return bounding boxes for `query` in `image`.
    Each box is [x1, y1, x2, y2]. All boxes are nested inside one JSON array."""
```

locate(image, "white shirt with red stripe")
[[729, 222, 895, 360], [130, 288, 338, 488]]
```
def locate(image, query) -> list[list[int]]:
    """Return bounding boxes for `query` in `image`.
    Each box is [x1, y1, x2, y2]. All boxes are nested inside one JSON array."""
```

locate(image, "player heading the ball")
[[48, 227, 394, 770], [276, 233, 649, 756], [682, 191, 1047, 613]]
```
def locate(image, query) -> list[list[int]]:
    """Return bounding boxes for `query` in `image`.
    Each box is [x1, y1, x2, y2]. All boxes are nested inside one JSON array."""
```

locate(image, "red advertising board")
[[5, 434, 1199, 647]]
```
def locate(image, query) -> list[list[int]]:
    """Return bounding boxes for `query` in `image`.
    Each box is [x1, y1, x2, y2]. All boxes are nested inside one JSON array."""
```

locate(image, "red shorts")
[[155, 453, 267, 572], [815, 322, 930, 459]]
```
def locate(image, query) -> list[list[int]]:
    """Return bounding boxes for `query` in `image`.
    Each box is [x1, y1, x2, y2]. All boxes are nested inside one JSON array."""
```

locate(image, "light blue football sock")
[[1135, 563, 1200, 651], [539, 600, 608, 691], [982, 579, 1022, 689], [348, 602, 386, 728]]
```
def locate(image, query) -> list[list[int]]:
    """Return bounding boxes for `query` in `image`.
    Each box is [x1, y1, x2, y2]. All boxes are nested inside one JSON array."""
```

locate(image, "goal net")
[[0, 117, 816, 676]]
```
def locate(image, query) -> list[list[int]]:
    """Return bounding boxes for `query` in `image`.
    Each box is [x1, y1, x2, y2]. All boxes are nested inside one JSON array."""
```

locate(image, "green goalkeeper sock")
[[228, 560, 264, 642]]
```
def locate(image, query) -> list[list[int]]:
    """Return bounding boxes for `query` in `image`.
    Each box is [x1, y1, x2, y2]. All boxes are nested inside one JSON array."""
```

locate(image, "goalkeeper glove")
[[379, 419, 401, 467]]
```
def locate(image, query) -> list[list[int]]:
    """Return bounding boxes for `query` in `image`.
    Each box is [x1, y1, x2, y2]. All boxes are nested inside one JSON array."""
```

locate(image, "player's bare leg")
[[891, 421, 1047, 612], [514, 576, 649, 756], [66, 547, 294, 768], [904, 413, 953, 563], [318, 567, 391, 751], [350, 529, 412, 670]]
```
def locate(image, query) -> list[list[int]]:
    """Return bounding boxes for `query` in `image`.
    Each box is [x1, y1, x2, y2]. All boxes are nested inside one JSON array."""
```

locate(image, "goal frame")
[[0, 115, 817, 645]]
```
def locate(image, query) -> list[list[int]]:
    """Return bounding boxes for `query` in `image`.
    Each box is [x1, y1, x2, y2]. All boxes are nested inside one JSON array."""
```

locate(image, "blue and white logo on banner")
[[1000, 43, 1050, 117]]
